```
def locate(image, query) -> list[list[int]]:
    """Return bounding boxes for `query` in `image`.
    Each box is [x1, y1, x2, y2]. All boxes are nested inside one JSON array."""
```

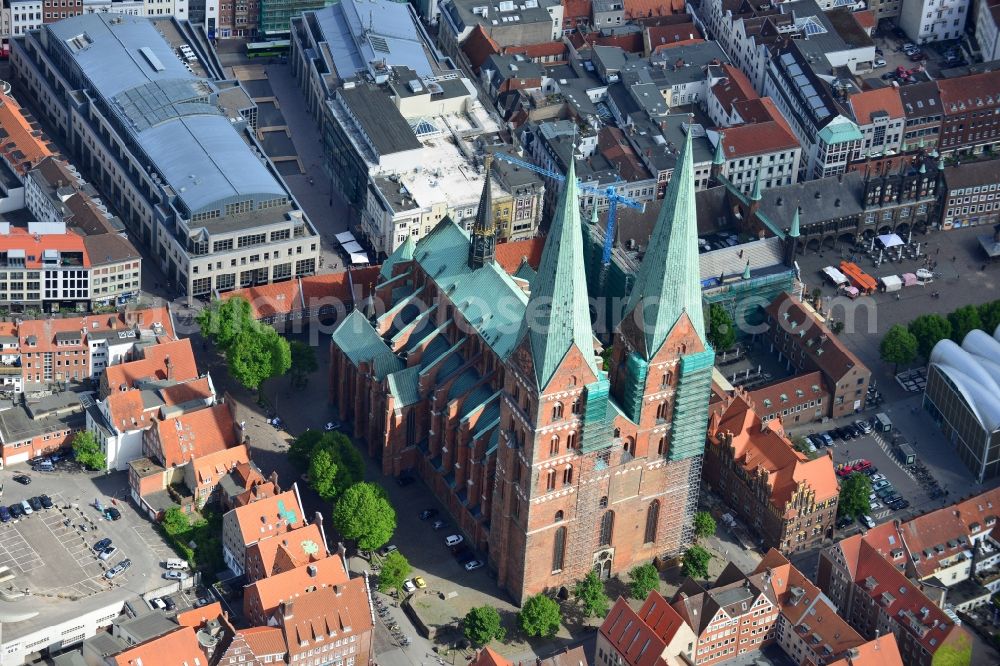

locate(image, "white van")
[[164, 558, 189, 570]]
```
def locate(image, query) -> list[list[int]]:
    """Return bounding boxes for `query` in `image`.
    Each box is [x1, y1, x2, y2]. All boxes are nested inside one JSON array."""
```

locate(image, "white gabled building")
[[899, 0, 969, 44]]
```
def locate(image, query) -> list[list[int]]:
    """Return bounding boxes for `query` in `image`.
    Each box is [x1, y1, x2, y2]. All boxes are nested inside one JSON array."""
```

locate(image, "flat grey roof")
[[0, 393, 85, 444], [338, 85, 421, 155], [48, 14, 286, 216]]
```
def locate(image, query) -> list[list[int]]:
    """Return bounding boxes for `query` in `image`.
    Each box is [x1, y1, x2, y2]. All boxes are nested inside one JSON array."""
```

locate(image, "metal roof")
[[315, 0, 433, 79], [49, 14, 285, 216], [930, 328, 1000, 433]]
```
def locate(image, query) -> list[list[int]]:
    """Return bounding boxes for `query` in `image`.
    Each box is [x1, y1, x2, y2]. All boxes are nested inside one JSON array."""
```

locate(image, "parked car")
[[13, 474, 31, 485], [412, 576, 427, 589], [28, 497, 42, 512], [163, 597, 177, 611], [419, 509, 438, 521], [909, 51, 925, 61], [874, 57, 886, 68], [881, 71, 898, 81], [445, 534, 464, 547], [0, 506, 10, 523], [9, 504, 22, 519], [836, 516, 854, 529], [94, 538, 112, 552], [890, 499, 910, 510], [826, 429, 841, 442], [871, 500, 883, 510], [465, 559, 484, 571], [808, 434, 825, 449], [820, 432, 834, 447], [150, 598, 166, 610], [99, 546, 119, 561], [860, 515, 876, 529], [20, 500, 32, 515], [378, 544, 398, 557], [104, 508, 121, 521], [855, 420, 873, 435], [873, 479, 890, 491], [106, 559, 131, 580], [871, 473, 886, 483], [163, 570, 188, 580], [402, 579, 416, 593], [324, 421, 340, 432], [39, 495, 53, 509], [432, 519, 446, 530]]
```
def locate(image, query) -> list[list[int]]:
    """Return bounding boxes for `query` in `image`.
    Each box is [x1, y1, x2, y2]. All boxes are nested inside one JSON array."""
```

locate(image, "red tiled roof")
[[471, 647, 512, 666], [599, 126, 652, 181], [711, 394, 839, 510], [852, 9, 876, 31], [176, 601, 223, 628], [280, 578, 373, 658], [301, 268, 380, 307], [462, 25, 501, 72], [711, 64, 759, 113], [937, 70, 1000, 112], [624, 0, 684, 17], [495, 237, 545, 274], [106, 390, 150, 433], [245, 554, 349, 619], [849, 87, 905, 124], [600, 597, 667, 666], [190, 444, 250, 486], [0, 227, 89, 268], [231, 489, 305, 547], [222, 269, 382, 319], [0, 93, 55, 175], [826, 635, 903, 666], [159, 377, 214, 406], [220, 280, 301, 319], [504, 42, 568, 60], [747, 371, 827, 414], [239, 626, 287, 659], [104, 338, 198, 392], [645, 22, 700, 52], [112, 626, 205, 666], [17, 307, 172, 355], [765, 292, 867, 383], [246, 522, 327, 579], [154, 402, 238, 467]]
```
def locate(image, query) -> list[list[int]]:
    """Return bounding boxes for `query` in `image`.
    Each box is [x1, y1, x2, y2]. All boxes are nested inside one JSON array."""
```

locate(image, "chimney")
[[165, 355, 174, 380], [307, 564, 318, 578], [283, 600, 294, 619], [334, 584, 343, 597]]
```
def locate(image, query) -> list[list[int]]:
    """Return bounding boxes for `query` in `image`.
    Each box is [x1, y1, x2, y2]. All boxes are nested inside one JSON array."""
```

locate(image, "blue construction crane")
[[493, 152, 643, 265]]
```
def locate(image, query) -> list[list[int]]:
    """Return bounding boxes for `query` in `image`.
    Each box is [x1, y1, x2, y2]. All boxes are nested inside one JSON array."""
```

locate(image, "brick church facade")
[[329, 136, 713, 603]]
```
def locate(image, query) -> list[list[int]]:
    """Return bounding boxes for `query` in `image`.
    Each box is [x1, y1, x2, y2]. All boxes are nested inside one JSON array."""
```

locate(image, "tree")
[[464, 606, 505, 646], [72, 430, 106, 471], [909, 314, 952, 360], [706, 303, 736, 351], [332, 482, 396, 551], [979, 300, 1000, 335], [289, 430, 325, 470], [681, 545, 712, 580], [378, 550, 411, 593], [289, 340, 318, 389], [197, 297, 254, 352], [880, 325, 918, 373], [162, 506, 190, 536], [628, 563, 660, 600], [838, 473, 872, 519], [227, 324, 291, 399], [693, 511, 717, 541], [948, 305, 983, 343], [572, 571, 609, 618], [517, 594, 561, 638], [309, 445, 341, 502]]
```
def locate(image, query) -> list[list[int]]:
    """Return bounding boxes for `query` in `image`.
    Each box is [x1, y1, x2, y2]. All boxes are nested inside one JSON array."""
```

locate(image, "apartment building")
[[936, 70, 1000, 156], [899, 82, 942, 153], [899, 0, 968, 44], [941, 158, 1000, 230], [12, 13, 320, 304], [597, 592, 697, 666], [847, 87, 905, 160], [438, 0, 564, 59], [221, 488, 306, 576], [704, 391, 839, 553], [763, 293, 871, 418], [977, 0, 1000, 62], [707, 100, 801, 195]]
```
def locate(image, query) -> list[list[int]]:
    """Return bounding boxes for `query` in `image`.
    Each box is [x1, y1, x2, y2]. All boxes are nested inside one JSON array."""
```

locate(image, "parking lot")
[[0, 465, 172, 603]]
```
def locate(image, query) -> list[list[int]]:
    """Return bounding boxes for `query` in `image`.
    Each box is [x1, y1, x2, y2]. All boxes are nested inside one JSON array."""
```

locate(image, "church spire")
[[468, 156, 496, 269], [622, 128, 705, 358], [789, 206, 800, 238], [750, 170, 763, 201], [521, 158, 597, 390]]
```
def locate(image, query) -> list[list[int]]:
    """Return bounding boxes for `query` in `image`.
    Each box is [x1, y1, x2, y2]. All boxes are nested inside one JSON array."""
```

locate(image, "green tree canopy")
[[227, 324, 291, 397], [308, 433, 364, 502], [572, 571, 609, 618], [377, 550, 411, 593], [693, 511, 717, 541], [880, 325, 918, 372], [948, 305, 983, 343], [979, 300, 1000, 335], [706, 303, 736, 351], [162, 506, 190, 536], [838, 473, 872, 519], [197, 296, 254, 352], [909, 314, 952, 360], [464, 606, 505, 646], [517, 594, 561, 638], [72, 430, 106, 471], [289, 340, 318, 388], [628, 563, 660, 600], [681, 545, 712, 580], [289, 430, 325, 470], [332, 482, 396, 551]]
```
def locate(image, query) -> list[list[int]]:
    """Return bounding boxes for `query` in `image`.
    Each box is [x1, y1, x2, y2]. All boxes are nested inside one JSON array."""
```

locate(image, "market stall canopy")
[[878, 233, 904, 248], [350, 252, 370, 265], [342, 241, 365, 254], [336, 231, 357, 245]]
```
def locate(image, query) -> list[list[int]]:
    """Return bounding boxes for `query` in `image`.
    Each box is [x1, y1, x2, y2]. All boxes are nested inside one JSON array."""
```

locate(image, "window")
[[549, 436, 559, 456], [563, 465, 573, 484], [552, 402, 564, 420], [552, 526, 566, 571], [644, 500, 660, 543], [599, 495, 608, 509], [599, 511, 615, 546], [555, 510, 563, 522], [656, 402, 667, 421], [660, 371, 672, 389], [566, 431, 577, 449], [657, 436, 666, 455]]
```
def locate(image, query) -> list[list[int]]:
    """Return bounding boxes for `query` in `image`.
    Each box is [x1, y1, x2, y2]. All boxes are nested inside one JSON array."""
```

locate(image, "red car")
[[909, 52, 925, 62]]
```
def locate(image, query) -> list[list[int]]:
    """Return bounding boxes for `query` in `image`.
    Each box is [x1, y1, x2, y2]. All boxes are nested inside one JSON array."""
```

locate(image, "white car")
[[99, 546, 119, 561], [402, 579, 417, 593], [861, 515, 876, 529], [871, 473, 886, 483], [445, 534, 464, 547], [464, 559, 484, 571], [163, 570, 189, 580]]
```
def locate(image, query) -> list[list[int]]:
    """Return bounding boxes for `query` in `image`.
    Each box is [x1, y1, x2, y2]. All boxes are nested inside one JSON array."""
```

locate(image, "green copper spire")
[[468, 156, 496, 269], [750, 170, 762, 201], [712, 137, 725, 166], [521, 158, 597, 389], [789, 206, 800, 238], [623, 129, 705, 358], [938, 157, 945, 171], [742, 261, 751, 280]]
